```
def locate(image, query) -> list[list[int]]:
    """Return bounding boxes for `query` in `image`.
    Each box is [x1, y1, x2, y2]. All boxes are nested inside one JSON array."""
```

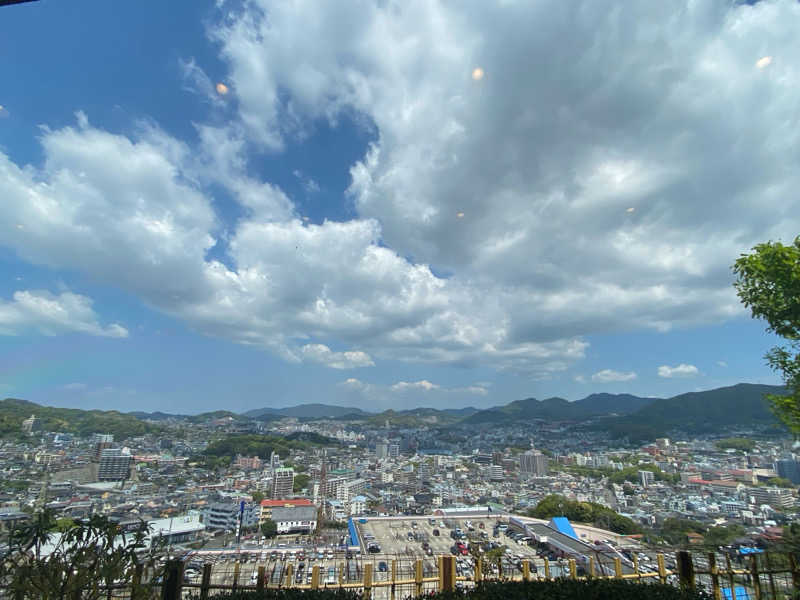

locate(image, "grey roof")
[[271, 505, 317, 522]]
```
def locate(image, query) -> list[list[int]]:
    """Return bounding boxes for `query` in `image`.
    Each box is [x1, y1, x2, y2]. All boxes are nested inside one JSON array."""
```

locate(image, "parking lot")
[[357, 517, 541, 560]]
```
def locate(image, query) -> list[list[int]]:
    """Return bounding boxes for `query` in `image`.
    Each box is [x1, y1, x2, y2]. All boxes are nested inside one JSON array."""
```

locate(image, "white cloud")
[[717, 360, 728, 368], [0, 117, 583, 374], [340, 377, 489, 409], [391, 380, 440, 392], [0, 290, 128, 338], [591, 369, 637, 383], [62, 382, 88, 391], [300, 343, 374, 369], [5, 0, 800, 378], [574, 375, 587, 384], [658, 363, 700, 378], [209, 0, 800, 343]]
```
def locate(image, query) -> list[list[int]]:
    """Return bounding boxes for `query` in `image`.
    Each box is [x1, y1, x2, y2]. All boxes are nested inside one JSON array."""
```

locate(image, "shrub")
[[423, 580, 710, 600], [198, 580, 710, 600], [197, 590, 362, 600]]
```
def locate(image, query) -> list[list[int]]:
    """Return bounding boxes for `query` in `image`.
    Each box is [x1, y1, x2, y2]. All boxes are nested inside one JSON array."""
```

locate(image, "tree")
[[733, 238, 800, 432], [0, 509, 164, 599], [261, 519, 278, 538], [252, 490, 266, 503], [293, 473, 311, 493]]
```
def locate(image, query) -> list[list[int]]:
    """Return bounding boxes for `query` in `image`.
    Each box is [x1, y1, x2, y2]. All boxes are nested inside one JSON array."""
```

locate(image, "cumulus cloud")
[[591, 369, 637, 383], [300, 343, 374, 369], [0, 117, 582, 374], [4, 0, 800, 379], [0, 290, 128, 338], [340, 377, 489, 409], [658, 363, 700, 378], [209, 0, 800, 340], [391, 380, 440, 392]]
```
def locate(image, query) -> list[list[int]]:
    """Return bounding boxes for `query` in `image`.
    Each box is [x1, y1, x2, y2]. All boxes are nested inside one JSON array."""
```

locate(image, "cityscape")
[[2, 0, 800, 598], [2, 382, 800, 595]]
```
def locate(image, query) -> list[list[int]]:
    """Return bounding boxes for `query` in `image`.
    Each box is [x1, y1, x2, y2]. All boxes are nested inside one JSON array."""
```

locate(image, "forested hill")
[[0, 398, 163, 441], [602, 383, 786, 440]]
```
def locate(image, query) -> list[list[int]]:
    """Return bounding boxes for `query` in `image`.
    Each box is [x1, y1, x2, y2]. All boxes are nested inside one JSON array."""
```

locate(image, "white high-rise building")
[[272, 467, 295, 499]]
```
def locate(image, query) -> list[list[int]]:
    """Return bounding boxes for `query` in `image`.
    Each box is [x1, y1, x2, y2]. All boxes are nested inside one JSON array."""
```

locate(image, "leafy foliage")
[[261, 519, 277, 538], [293, 473, 311, 492], [200, 590, 362, 600], [715, 437, 756, 452], [202, 433, 337, 462], [0, 509, 164, 599], [528, 495, 642, 535], [733, 237, 800, 433], [198, 580, 709, 600]]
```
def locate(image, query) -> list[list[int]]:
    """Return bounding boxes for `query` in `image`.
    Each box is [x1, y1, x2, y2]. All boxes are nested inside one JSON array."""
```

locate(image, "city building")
[[203, 501, 260, 532], [776, 459, 800, 484], [148, 512, 205, 546], [271, 505, 318, 534], [272, 467, 295, 499], [234, 455, 263, 470], [639, 470, 655, 488], [376, 443, 388, 459], [97, 448, 132, 481], [751, 486, 794, 509], [259, 498, 313, 524], [520, 450, 549, 476]]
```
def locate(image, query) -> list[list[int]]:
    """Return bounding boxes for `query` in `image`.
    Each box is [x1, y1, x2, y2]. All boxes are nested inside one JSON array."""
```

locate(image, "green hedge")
[[198, 580, 710, 600], [196, 590, 362, 600], [423, 580, 710, 600]]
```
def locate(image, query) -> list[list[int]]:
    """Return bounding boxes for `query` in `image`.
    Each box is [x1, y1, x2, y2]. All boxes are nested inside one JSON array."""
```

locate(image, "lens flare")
[[471, 68, 484, 81], [756, 56, 772, 69], [216, 82, 229, 95]]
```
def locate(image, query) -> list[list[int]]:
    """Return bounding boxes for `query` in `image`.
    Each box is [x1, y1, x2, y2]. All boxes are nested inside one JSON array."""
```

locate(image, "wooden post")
[[200, 563, 212, 600], [708, 552, 721, 600], [657, 554, 667, 585], [676, 551, 695, 592], [363, 563, 373, 600], [789, 553, 800, 594], [417, 558, 425, 596], [311, 565, 320, 590], [632, 554, 639, 581], [439, 556, 455, 592], [724, 553, 736, 599], [522, 559, 530, 582], [391, 559, 397, 600], [764, 553, 777, 600], [285, 563, 293, 588], [749, 554, 762, 600], [543, 557, 551, 580], [475, 557, 482, 582], [131, 562, 144, 600], [258, 565, 267, 591], [233, 559, 240, 590], [339, 562, 344, 586], [161, 560, 183, 600], [588, 556, 595, 580], [614, 557, 622, 579], [569, 559, 577, 580]]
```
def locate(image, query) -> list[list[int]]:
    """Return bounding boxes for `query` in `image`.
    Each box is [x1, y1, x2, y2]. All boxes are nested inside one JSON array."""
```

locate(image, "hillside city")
[[2, 384, 799, 582]]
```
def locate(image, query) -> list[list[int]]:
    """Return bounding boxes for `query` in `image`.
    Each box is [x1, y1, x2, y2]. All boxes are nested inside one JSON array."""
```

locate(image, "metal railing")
[[3, 551, 800, 599]]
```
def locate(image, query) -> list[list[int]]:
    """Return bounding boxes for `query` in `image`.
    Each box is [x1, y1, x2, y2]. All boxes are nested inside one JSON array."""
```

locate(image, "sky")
[[0, 0, 796, 414]]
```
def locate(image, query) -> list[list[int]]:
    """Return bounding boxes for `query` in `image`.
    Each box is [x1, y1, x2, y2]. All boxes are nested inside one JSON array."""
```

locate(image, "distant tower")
[[317, 449, 328, 532], [35, 457, 52, 512]]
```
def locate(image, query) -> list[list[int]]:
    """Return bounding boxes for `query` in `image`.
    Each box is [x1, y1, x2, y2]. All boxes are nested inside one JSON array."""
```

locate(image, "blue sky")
[[0, 0, 795, 414]]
